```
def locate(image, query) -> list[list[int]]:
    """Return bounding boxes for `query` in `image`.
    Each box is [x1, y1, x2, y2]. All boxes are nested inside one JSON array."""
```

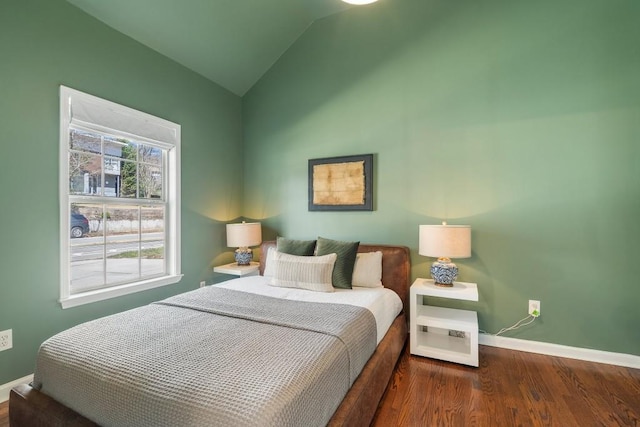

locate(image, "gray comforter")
[[33, 286, 377, 427]]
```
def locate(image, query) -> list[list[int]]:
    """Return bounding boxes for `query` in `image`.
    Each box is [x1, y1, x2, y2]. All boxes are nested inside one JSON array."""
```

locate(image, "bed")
[[10, 241, 410, 427]]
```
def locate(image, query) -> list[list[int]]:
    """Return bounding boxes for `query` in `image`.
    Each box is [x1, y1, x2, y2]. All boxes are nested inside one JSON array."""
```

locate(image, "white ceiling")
[[66, 0, 356, 96]]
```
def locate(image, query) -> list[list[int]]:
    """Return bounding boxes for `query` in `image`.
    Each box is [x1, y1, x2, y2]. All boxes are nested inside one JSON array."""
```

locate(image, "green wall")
[[0, 0, 243, 384], [1, 0, 638, 387], [243, 0, 640, 355]]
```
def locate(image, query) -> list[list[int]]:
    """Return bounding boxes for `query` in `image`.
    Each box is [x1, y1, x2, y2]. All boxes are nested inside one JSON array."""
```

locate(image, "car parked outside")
[[71, 213, 90, 238]]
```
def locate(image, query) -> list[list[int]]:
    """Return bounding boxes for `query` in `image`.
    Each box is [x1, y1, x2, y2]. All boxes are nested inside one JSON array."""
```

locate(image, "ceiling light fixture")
[[341, 0, 379, 5]]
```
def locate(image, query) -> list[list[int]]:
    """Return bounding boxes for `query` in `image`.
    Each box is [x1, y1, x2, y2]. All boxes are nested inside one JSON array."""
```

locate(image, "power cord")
[[479, 314, 538, 336]]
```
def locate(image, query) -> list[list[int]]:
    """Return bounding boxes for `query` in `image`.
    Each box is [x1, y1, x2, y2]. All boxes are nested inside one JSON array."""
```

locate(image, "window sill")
[[60, 274, 183, 309]]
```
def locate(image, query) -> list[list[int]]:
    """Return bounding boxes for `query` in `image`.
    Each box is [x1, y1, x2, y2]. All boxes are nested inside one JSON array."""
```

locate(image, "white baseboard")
[[479, 334, 640, 369], [0, 374, 33, 403]]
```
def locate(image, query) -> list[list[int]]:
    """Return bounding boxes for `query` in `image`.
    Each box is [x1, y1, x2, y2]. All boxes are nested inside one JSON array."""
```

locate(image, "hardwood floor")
[[1, 344, 638, 426], [372, 344, 640, 426], [0, 398, 7, 427]]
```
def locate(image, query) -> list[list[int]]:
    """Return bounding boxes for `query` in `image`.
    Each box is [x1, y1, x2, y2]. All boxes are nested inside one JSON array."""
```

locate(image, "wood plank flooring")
[[0, 398, 6, 427], [372, 344, 640, 426], [1, 344, 638, 426]]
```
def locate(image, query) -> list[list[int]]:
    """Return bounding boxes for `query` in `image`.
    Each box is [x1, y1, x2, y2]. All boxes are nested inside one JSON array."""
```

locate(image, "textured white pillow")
[[352, 251, 383, 288], [269, 251, 337, 292]]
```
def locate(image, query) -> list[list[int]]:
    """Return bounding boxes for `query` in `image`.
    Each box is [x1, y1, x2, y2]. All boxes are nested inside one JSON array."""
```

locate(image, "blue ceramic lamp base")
[[234, 248, 253, 265], [430, 258, 458, 287]]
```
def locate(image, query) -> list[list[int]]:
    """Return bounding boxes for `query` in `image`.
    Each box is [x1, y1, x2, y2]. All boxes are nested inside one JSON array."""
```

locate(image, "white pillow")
[[263, 247, 277, 277], [352, 251, 383, 288], [269, 251, 337, 292]]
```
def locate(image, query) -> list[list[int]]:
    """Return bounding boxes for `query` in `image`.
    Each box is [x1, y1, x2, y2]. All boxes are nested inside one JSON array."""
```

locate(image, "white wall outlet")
[[0, 329, 13, 351], [199, 281, 206, 288], [528, 300, 541, 317]]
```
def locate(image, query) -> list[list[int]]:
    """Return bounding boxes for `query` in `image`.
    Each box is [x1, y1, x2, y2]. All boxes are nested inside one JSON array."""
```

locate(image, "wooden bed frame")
[[10, 242, 410, 427]]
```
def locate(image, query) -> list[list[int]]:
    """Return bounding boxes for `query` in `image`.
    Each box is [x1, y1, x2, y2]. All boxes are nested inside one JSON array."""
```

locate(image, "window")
[[60, 86, 181, 308]]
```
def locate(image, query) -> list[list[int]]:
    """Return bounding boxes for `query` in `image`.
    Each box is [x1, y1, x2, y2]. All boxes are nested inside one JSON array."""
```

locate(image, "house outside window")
[[60, 86, 182, 308]]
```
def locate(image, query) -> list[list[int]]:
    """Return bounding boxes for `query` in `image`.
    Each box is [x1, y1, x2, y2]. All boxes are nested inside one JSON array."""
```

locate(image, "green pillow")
[[315, 236, 359, 289], [276, 237, 317, 256]]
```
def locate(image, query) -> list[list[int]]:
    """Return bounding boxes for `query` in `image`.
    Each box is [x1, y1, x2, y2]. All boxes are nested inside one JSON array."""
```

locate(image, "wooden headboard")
[[259, 241, 411, 311]]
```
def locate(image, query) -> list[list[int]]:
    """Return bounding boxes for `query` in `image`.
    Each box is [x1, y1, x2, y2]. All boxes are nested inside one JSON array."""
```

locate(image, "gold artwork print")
[[313, 160, 365, 205]]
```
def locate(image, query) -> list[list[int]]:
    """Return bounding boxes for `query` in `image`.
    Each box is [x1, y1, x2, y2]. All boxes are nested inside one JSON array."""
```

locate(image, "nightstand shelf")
[[415, 327, 471, 356], [410, 278, 479, 367], [213, 262, 260, 277]]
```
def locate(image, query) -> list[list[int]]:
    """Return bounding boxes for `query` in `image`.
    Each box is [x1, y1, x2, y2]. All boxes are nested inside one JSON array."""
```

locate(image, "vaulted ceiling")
[[66, 0, 356, 96]]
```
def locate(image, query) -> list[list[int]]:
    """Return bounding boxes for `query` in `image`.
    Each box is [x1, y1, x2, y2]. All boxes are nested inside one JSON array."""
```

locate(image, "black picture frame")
[[308, 154, 373, 211]]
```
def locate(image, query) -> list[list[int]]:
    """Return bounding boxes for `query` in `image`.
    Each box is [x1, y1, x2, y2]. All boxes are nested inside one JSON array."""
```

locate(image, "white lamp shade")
[[226, 222, 262, 248], [419, 224, 471, 259]]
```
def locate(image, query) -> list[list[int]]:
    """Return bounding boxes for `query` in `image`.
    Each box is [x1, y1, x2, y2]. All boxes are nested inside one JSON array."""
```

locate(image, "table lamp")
[[226, 222, 262, 265], [419, 222, 471, 286]]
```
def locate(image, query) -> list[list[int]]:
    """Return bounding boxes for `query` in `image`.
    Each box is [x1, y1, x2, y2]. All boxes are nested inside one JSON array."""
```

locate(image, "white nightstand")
[[213, 262, 260, 277], [410, 278, 479, 367]]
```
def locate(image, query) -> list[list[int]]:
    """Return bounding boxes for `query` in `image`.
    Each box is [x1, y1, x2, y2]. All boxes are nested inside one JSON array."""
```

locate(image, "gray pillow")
[[315, 236, 359, 289], [276, 237, 316, 256]]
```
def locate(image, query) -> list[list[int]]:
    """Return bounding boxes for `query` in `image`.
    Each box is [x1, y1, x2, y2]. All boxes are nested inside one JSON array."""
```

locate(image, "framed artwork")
[[308, 154, 373, 211]]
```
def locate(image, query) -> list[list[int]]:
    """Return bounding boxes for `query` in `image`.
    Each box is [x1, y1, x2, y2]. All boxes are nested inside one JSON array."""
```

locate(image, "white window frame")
[[59, 86, 182, 309]]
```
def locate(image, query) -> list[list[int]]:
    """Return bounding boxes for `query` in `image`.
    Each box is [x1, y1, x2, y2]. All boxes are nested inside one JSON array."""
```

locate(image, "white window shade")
[[66, 88, 178, 147]]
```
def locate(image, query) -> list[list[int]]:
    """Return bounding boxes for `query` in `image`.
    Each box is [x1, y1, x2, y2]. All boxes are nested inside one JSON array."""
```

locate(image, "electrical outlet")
[[0, 329, 13, 352], [528, 300, 541, 317], [199, 281, 206, 288]]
